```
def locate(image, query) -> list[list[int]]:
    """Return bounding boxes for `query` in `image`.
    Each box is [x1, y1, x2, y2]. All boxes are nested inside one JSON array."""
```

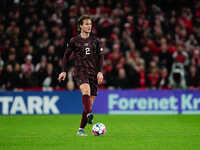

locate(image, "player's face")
[[80, 19, 92, 33]]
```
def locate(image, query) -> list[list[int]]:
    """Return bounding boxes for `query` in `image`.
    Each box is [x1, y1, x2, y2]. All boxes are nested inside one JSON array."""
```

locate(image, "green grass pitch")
[[0, 115, 200, 150]]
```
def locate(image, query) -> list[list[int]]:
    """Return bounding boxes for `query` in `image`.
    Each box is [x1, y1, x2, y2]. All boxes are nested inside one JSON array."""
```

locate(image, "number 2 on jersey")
[[85, 47, 91, 55]]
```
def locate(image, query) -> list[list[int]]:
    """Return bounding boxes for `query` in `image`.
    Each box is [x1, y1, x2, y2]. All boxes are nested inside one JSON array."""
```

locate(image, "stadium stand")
[[0, 0, 200, 91]]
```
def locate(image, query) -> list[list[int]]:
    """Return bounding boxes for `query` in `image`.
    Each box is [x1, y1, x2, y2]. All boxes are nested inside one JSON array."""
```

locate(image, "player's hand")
[[58, 72, 66, 82], [97, 72, 103, 85]]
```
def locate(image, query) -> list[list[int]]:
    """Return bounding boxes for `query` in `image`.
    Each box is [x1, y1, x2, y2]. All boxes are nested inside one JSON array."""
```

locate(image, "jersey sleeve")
[[62, 38, 74, 72], [96, 38, 104, 73]]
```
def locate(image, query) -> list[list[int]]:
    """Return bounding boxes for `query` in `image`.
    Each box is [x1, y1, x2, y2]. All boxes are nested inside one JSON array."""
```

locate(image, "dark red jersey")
[[62, 34, 104, 77]]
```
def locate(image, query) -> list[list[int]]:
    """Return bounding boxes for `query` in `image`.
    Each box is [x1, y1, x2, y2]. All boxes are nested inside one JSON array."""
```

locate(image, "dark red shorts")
[[75, 72, 98, 96]]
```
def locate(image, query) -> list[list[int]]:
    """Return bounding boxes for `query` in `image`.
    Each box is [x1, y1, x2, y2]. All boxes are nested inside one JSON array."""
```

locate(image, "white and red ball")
[[92, 123, 106, 136]]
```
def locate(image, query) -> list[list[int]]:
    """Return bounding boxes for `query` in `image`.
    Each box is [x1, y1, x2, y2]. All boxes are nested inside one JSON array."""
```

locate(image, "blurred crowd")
[[0, 0, 200, 91]]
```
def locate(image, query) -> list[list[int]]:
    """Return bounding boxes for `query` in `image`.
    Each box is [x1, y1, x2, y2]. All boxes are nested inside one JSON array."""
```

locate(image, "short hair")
[[77, 15, 92, 31]]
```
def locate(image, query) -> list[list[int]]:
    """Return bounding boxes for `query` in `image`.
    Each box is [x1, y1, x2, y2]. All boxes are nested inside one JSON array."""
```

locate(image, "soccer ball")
[[92, 122, 106, 136]]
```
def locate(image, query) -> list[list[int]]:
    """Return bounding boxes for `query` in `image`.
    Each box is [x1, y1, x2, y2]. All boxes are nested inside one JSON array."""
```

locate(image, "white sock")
[[79, 128, 83, 130]]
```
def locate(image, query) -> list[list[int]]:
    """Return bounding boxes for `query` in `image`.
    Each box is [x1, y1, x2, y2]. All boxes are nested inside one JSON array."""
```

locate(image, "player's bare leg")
[[77, 83, 91, 136]]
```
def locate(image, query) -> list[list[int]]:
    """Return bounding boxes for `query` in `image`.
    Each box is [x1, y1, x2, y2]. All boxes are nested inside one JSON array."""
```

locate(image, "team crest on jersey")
[[79, 80, 82, 84], [92, 43, 96, 47]]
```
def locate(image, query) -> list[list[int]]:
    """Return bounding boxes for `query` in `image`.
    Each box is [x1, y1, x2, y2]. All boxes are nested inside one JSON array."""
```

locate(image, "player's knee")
[[82, 89, 90, 95], [80, 84, 90, 95]]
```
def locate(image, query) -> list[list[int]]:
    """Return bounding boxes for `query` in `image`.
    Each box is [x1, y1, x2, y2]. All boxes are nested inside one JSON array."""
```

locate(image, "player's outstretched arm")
[[58, 72, 66, 82]]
